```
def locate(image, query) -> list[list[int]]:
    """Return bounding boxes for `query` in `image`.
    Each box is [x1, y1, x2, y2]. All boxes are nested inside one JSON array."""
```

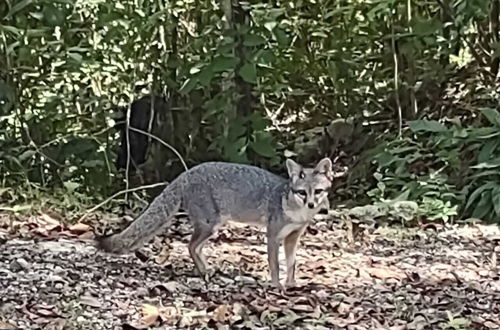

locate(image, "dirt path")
[[1, 218, 499, 329]]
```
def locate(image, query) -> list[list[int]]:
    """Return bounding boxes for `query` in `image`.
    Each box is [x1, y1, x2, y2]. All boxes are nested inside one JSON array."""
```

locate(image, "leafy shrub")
[[365, 108, 500, 222]]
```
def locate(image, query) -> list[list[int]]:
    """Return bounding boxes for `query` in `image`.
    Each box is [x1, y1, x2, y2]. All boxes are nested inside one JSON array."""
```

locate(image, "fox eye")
[[314, 189, 324, 195], [296, 190, 307, 197]]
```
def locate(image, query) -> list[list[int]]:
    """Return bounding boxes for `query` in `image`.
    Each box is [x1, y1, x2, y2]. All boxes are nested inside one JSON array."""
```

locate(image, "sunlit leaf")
[[179, 77, 198, 94], [63, 181, 80, 193]]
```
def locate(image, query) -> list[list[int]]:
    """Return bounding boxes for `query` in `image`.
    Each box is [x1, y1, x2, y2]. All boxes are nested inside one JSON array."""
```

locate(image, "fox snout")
[[307, 202, 315, 209]]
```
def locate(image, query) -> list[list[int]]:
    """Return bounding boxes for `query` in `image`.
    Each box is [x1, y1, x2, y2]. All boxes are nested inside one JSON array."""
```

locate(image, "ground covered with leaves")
[[0, 212, 499, 330]]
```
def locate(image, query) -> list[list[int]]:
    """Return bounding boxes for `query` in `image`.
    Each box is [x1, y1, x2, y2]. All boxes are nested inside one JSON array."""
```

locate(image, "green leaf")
[[250, 131, 276, 158], [492, 41, 500, 59], [0, 82, 16, 109], [238, 62, 257, 84], [479, 108, 500, 127], [0, 25, 22, 36], [42, 4, 66, 27], [5, 0, 33, 19], [408, 120, 447, 133], [243, 34, 266, 46], [267, 8, 286, 20], [255, 49, 275, 65], [63, 181, 80, 193], [273, 27, 290, 46], [390, 145, 419, 154], [311, 31, 328, 38], [452, 127, 468, 138], [492, 185, 500, 217], [367, 1, 393, 18], [375, 152, 399, 167], [67, 52, 82, 63], [394, 189, 411, 201], [18, 150, 36, 161], [223, 137, 249, 164], [478, 139, 500, 163], [412, 17, 442, 36], [0, 205, 32, 212], [465, 181, 496, 211], [470, 169, 500, 179], [467, 127, 500, 140], [227, 117, 247, 141], [264, 21, 277, 32], [81, 160, 104, 168], [198, 66, 214, 86], [211, 56, 238, 72], [471, 191, 493, 220], [471, 156, 500, 169], [17, 46, 31, 62], [179, 77, 197, 94], [249, 113, 270, 131]]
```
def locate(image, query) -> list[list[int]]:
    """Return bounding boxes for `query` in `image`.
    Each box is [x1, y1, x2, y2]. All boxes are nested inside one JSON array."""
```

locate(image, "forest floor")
[[0, 212, 499, 330]]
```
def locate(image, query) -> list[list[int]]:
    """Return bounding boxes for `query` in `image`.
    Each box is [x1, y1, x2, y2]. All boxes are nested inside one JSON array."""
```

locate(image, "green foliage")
[[0, 0, 499, 224], [366, 108, 500, 223]]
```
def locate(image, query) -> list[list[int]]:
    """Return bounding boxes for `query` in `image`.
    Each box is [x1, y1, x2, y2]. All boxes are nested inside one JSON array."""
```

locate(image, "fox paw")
[[196, 268, 218, 282], [264, 280, 286, 293]]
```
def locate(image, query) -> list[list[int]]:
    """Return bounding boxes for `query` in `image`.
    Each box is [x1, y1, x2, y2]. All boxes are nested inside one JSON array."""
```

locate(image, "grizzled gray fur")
[[97, 158, 333, 290]]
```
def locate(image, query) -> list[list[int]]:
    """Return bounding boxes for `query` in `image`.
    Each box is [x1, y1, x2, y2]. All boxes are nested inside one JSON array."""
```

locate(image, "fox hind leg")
[[188, 221, 216, 276]]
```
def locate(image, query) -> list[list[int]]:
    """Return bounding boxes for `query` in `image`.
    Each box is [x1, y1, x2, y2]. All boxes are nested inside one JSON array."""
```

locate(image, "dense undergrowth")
[[1, 0, 500, 224]]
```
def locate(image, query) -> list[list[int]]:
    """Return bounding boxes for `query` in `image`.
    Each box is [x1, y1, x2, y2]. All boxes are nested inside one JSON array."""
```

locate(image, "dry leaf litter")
[[0, 212, 499, 329]]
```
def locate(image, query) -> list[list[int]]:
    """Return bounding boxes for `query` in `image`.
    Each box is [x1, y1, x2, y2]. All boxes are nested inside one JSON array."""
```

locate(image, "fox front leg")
[[266, 236, 284, 291], [284, 226, 306, 287]]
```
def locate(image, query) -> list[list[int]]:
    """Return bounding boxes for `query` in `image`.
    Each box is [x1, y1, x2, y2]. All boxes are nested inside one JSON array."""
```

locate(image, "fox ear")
[[286, 158, 303, 178], [314, 157, 333, 179]]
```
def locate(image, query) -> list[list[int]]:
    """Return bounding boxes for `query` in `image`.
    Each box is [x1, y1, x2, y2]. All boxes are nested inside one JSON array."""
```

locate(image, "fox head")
[[286, 157, 333, 210]]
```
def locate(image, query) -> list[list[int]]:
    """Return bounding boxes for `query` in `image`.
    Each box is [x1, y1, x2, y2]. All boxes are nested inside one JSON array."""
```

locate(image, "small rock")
[[484, 321, 500, 329], [159, 280, 189, 293], [136, 287, 149, 297], [53, 266, 65, 274], [80, 295, 102, 308], [0, 320, 16, 330], [9, 258, 29, 272], [217, 275, 235, 286], [235, 275, 257, 284], [479, 269, 489, 277]]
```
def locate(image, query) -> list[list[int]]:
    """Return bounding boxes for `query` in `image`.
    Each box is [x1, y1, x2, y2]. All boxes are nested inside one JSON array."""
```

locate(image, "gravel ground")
[[1, 216, 500, 329]]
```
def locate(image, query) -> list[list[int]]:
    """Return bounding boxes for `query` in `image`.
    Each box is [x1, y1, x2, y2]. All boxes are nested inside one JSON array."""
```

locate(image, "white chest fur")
[[279, 200, 317, 240], [283, 203, 317, 224], [276, 221, 307, 240]]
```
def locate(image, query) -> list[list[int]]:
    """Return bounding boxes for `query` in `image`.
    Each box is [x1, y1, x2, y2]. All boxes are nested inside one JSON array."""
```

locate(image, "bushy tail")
[[96, 178, 183, 254]]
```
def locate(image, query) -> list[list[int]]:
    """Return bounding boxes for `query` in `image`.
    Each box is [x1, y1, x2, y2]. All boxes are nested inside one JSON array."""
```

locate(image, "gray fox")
[[97, 158, 333, 289]]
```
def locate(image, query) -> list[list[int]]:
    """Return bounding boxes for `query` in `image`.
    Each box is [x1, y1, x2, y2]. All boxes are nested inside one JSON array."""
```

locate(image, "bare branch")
[[391, 20, 403, 137], [127, 126, 188, 171], [79, 182, 169, 222]]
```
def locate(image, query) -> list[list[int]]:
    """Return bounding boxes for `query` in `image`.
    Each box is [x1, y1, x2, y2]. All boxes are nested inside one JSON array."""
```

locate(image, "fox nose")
[[307, 202, 314, 209]]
